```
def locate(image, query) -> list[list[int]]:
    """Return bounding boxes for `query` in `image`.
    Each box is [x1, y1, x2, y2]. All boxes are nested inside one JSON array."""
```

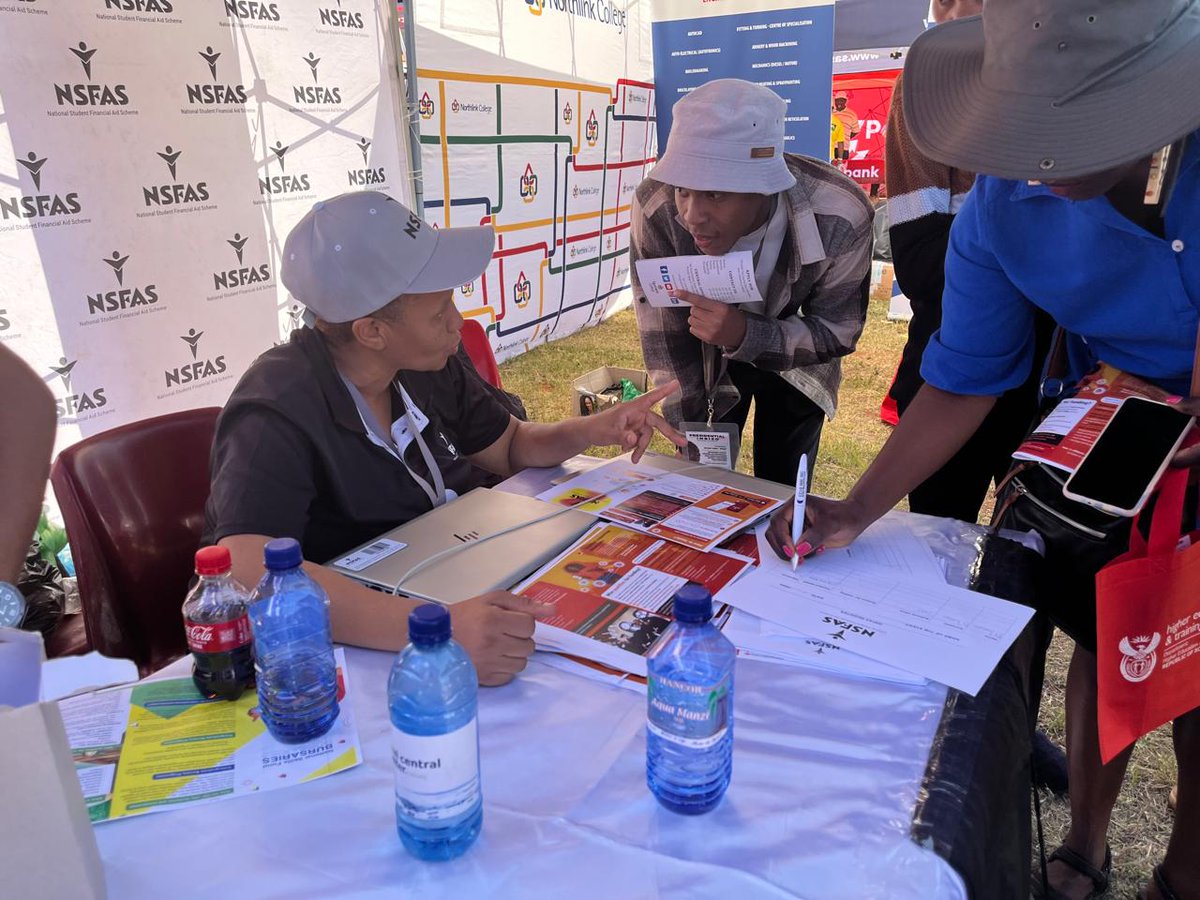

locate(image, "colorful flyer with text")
[[1014, 364, 1168, 473], [59, 649, 361, 823], [516, 522, 749, 670], [537, 459, 781, 551]]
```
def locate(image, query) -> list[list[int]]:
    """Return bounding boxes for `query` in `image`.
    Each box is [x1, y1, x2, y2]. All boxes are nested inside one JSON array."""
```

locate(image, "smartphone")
[[1061, 397, 1194, 517]]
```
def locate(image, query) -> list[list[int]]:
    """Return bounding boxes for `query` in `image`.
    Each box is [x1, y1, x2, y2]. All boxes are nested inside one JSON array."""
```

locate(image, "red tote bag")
[[1095, 466, 1200, 763]]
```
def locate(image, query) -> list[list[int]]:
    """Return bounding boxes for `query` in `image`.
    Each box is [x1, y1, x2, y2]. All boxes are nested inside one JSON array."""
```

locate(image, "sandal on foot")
[[1033, 844, 1112, 899], [1137, 864, 1181, 900]]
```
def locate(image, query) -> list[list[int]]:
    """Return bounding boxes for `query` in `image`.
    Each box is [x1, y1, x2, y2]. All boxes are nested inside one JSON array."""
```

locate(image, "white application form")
[[724, 530, 1034, 694], [721, 610, 926, 685], [635, 252, 763, 307], [754, 513, 945, 583]]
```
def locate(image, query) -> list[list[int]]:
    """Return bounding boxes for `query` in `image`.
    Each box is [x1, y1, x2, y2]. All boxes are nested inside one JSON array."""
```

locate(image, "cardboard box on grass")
[[572, 366, 650, 416], [0, 628, 107, 899]]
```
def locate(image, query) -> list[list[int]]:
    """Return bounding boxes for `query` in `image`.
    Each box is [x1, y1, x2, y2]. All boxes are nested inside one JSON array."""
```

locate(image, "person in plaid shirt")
[[631, 79, 873, 485]]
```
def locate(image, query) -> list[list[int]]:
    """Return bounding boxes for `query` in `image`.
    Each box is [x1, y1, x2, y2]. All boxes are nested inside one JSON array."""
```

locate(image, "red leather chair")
[[460, 318, 503, 389], [49, 408, 221, 676]]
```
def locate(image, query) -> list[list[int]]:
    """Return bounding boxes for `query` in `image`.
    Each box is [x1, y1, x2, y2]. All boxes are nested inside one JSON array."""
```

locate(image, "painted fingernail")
[[1166, 395, 1183, 404], [783, 545, 794, 558], [795, 541, 813, 557], [816, 546, 826, 555]]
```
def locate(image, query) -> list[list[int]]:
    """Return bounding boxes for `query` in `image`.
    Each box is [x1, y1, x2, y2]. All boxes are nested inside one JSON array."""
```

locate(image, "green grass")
[[499, 297, 1176, 896]]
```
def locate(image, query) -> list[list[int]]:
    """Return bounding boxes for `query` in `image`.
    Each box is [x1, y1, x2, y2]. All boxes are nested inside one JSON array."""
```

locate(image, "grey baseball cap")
[[281, 191, 494, 323]]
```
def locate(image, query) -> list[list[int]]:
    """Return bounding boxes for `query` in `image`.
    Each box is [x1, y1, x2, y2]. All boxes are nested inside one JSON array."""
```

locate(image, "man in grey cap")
[[204, 191, 684, 687], [767, 2, 1200, 898], [631, 78, 874, 486]]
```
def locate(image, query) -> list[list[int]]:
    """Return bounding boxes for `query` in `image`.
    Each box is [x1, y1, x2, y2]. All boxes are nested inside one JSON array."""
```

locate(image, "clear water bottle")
[[182, 546, 254, 701], [388, 604, 482, 861], [646, 583, 735, 815], [248, 538, 339, 743]]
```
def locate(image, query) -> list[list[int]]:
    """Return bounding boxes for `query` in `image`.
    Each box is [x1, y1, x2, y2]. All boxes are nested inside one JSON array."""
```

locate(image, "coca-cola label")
[[185, 615, 252, 653]]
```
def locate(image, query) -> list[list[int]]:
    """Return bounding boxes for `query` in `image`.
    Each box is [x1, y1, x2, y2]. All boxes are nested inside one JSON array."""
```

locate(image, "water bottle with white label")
[[646, 583, 735, 814], [388, 604, 482, 860]]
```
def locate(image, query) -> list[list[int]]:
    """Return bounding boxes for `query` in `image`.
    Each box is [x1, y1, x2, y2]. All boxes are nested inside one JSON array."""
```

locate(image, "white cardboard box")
[[0, 629, 107, 899]]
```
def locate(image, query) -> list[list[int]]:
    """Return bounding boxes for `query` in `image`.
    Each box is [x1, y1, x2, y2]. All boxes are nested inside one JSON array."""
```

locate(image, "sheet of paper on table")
[[634, 251, 763, 308], [723, 519, 1034, 695], [493, 454, 608, 499], [58, 648, 362, 823], [753, 513, 946, 584], [722, 610, 927, 685], [536, 457, 782, 552], [517, 522, 749, 677]]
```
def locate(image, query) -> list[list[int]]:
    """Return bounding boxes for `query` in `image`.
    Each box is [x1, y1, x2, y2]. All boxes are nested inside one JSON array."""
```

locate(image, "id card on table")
[[682, 422, 741, 471]]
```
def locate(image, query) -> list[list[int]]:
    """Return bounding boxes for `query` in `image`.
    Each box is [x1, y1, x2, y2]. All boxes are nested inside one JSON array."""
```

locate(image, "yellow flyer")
[[59, 648, 361, 823]]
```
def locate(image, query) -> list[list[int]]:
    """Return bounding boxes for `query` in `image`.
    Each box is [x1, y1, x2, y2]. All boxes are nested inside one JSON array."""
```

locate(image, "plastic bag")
[[17, 535, 65, 638]]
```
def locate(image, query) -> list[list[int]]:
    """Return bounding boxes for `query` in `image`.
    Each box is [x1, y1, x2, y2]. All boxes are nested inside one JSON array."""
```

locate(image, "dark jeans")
[[719, 361, 824, 487]]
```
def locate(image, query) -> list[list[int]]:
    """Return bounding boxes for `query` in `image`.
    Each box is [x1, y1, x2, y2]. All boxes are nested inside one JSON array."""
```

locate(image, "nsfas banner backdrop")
[[0, 0, 411, 454], [412, 0, 658, 361]]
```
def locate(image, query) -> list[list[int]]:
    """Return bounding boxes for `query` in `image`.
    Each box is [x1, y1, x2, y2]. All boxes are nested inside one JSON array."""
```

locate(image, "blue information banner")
[[650, 0, 835, 161]]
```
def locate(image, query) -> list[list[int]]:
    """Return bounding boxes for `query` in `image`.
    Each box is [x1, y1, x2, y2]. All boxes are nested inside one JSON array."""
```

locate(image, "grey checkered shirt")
[[631, 154, 874, 426]]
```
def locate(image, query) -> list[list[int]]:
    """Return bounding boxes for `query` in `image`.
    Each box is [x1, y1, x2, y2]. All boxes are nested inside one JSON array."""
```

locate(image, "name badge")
[[390, 398, 431, 457]]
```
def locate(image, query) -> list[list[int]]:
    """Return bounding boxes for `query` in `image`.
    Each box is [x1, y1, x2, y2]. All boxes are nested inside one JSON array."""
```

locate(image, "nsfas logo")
[[49, 358, 108, 421], [165, 329, 227, 388], [347, 135, 385, 186], [259, 141, 311, 196], [820, 616, 876, 638], [224, 0, 280, 21], [2, 151, 83, 222], [87, 251, 159, 316], [318, 1, 363, 28], [143, 145, 211, 207], [103, 0, 174, 11], [186, 46, 248, 106], [213, 232, 271, 291], [293, 52, 341, 106], [56, 41, 129, 107]]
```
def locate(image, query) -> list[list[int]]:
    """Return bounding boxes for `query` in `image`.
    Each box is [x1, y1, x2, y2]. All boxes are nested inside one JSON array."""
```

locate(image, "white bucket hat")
[[649, 79, 797, 195], [904, 0, 1200, 181], [282, 191, 494, 323]]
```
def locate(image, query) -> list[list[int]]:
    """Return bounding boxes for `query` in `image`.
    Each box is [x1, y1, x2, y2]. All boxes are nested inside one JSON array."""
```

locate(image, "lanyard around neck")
[[339, 374, 448, 508]]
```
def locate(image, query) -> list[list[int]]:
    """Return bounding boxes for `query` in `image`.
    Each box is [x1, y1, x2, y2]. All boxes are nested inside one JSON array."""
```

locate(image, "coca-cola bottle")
[[183, 546, 254, 701]]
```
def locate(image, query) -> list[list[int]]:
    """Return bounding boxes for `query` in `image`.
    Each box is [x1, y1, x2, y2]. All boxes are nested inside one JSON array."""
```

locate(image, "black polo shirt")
[[203, 327, 512, 563]]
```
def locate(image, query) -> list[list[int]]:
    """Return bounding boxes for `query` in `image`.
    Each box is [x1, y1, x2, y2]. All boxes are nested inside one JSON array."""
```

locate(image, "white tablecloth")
[[95, 646, 967, 899]]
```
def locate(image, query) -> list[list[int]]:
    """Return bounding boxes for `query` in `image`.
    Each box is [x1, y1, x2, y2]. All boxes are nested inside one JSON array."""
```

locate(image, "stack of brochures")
[[515, 521, 753, 678]]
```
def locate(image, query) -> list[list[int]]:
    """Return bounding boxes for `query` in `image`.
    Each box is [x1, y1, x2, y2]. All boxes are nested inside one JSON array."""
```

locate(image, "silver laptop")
[[327, 487, 593, 604]]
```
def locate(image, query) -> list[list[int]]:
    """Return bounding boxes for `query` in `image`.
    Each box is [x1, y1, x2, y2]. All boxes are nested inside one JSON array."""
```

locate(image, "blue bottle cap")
[[672, 583, 713, 624], [263, 537, 303, 571], [409, 603, 451, 646]]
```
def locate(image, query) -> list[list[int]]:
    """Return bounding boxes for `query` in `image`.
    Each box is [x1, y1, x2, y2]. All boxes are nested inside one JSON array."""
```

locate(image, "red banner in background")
[[832, 71, 900, 190]]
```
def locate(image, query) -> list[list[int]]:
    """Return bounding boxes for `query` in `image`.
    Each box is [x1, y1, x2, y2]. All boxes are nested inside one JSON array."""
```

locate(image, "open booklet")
[[515, 522, 753, 677], [535, 456, 783, 552], [1013, 363, 1168, 473]]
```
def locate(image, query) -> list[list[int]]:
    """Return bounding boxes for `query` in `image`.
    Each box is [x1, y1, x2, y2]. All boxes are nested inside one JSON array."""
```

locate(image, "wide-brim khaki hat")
[[904, 0, 1200, 181]]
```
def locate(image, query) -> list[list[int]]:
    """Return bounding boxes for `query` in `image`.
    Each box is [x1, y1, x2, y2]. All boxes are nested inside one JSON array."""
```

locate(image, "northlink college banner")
[[0, 0, 410, 454], [413, 0, 656, 362], [649, 0, 835, 161]]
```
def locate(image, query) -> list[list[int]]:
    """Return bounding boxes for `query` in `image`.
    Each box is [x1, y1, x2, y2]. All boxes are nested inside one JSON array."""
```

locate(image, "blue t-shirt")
[[922, 134, 1200, 398]]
